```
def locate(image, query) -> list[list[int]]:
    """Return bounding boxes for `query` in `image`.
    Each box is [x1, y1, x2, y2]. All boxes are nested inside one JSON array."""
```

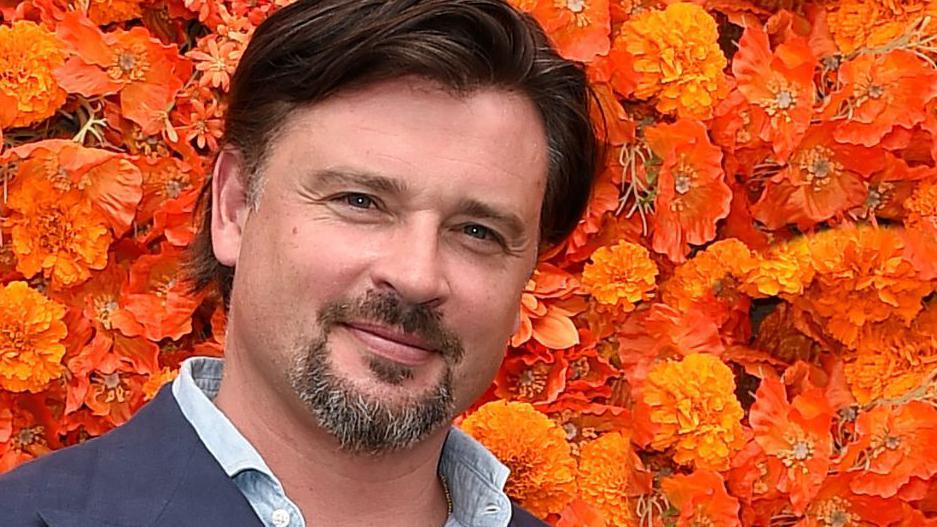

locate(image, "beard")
[[287, 290, 464, 455]]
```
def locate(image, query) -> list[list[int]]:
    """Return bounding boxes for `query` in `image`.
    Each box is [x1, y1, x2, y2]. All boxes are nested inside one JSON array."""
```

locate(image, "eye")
[[341, 193, 376, 209], [462, 224, 501, 243]]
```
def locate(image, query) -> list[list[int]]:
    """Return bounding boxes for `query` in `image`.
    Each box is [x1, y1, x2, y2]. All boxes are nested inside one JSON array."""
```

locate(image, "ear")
[[211, 149, 251, 267]]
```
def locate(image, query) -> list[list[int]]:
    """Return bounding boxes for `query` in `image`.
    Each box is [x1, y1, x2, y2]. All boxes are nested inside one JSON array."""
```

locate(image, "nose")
[[368, 217, 451, 307]]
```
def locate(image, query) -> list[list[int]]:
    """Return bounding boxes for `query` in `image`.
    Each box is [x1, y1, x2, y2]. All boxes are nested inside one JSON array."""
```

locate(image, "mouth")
[[341, 322, 438, 366]]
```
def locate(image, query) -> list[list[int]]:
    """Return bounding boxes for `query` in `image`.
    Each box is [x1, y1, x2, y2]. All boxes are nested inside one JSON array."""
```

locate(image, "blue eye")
[[463, 224, 494, 240], [343, 194, 375, 209]]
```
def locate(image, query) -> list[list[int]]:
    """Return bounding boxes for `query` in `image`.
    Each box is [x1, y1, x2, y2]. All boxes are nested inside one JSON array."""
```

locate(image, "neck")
[[213, 349, 451, 527]]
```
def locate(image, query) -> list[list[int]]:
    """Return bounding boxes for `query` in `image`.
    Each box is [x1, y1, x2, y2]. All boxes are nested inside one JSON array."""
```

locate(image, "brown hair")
[[186, 0, 600, 306]]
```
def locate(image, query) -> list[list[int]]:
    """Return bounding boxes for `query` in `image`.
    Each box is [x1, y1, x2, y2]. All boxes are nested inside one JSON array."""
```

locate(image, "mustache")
[[317, 290, 464, 363]]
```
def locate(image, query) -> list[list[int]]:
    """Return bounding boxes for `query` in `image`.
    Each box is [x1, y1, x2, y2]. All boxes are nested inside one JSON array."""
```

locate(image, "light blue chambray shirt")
[[172, 356, 514, 527]]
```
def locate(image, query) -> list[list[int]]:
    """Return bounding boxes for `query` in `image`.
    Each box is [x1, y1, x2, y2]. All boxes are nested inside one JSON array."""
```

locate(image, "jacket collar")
[[37, 386, 261, 527]]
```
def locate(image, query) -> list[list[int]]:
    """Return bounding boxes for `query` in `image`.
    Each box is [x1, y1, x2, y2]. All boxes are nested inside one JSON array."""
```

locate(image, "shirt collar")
[[172, 356, 513, 527]]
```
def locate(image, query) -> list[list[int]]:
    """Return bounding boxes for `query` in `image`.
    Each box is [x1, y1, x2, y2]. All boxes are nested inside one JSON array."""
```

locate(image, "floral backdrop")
[[1, 0, 937, 525]]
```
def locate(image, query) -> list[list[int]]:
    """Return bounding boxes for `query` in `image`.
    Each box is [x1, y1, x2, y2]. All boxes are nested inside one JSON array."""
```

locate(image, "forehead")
[[264, 78, 550, 220]]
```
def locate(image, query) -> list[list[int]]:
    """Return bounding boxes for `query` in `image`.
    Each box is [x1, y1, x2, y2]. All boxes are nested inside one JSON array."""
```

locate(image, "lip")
[[342, 322, 437, 366]]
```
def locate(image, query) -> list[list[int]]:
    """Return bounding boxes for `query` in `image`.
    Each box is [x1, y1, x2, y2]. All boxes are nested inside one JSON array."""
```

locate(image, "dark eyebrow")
[[457, 198, 528, 241], [308, 168, 408, 195]]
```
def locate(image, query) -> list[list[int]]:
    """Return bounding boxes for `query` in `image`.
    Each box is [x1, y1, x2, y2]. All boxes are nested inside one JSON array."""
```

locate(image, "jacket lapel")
[[36, 386, 263, 527]]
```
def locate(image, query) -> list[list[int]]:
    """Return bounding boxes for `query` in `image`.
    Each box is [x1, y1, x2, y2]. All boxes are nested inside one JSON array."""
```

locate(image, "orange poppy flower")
[[801, 474, 908, 527], [122, 243, 202, 341], [563, 332, 618, 399], [661, 470, 741, 527], [54, 11, 192, 135], [749, 376, 833, 513], [634, 353, 746, 471], [460, 400, 577, 518], [850, 155, 932, 223], [0, 393, 61, 472], [0, 282, 67, 393], [752, 302, 823, 365], [135, 155, 203, 224], [645, 119, 731, 263], [727, 439, 788, 525], [555, 499, 605, 527], [751, 124, 885, 230], [7, 139, 143, 236], [494, 348, 568, 405], [527, 0, 611, 62], [6, 181, 111, 289], [581, 240, 658, 311], [617, 2, 728, 119], [577, 432, 651, 526], [0, 21, 67, 130], [513, 263, 584, 350], [838, 402, 937, 499], [823, 51, 937, 147], [81, 366, 147, 427], [732, 24, 816, 158], [547, 401, 631, 456]]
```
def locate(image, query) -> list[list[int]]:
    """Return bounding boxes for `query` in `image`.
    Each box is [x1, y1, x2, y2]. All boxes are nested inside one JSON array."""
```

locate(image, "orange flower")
[[576, 432, 651, 526], [661, 470, 741, 527], [824, 51, 937, 147], [581, 240, 658, 311], [123, 243, 202, 341], [82, 367, 147, 427], [142, 367, 178, 400], [55, 11, 192, 135], [494, 349, 567, 405], [88, 0, 144, 25], [513, 263, 584, 350], [752, 303, 823, 365], [732, 24, 816, 158], [749, 377, 833, 513], [460, 400, 577, 518], [617, 2, 728, 119], [0, 393, 60, 472], [0, 282, 67, 393], [800, 226, 931, 348], [844, 303, 937, 405], [905, 180, 937, 231], [801, 475, 908, 527], [645, 119, 731, 263], [662, 239, 758, 331], [634, 353, 746, 471], [7, 139, 144, 236], [751, 125, 885, 230], [839, 402, 937, 499], [6, 181, 111, 289], [743, 236, 815, 298], [727, 440, 788, 525], [826, 0, 937, 55], [527, 0, 611, 62], [0, 21, 67, 129], [903, 181, 937, 280], [187, 35, 242, 92], [135, 155, 203, 224]]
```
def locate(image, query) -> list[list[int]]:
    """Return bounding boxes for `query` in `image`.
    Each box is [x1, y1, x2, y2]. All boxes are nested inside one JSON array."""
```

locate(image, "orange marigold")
[[460, 400, 577, 518], [576, 432, 651, 526], [0, 282, 68, 393], [844, 303, 937, 405], [88, 0, 144, 25], [905, 181, 937, 230], [616, 2, 728, 119], [826, 0, 937, 55], [581, 240, 658, 311], [7, 181, 111, 289], [801, 226, 931, 348], [743, 237, 815, 298], [634, 353, 746, 471], [662, 239, 758, 312], [0, 21, 67, 129]]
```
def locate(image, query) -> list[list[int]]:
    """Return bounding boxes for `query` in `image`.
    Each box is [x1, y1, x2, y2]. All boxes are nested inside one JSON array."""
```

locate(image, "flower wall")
[[1, 0, 936, 525]]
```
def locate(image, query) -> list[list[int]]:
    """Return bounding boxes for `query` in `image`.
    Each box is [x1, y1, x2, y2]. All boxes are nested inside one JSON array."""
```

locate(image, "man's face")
[[212, 78, 548, 454]]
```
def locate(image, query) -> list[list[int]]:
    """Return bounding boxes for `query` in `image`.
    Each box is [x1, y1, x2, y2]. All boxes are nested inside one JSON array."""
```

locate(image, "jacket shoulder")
[[510, 502, 550, 527]]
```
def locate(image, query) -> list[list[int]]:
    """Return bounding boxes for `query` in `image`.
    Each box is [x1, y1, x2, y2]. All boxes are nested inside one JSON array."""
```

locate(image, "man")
[[0, 1, 597, 526]]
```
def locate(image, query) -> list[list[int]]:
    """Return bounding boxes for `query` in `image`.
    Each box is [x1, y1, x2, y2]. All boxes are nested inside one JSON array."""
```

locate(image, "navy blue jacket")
[[0, 387, 547, 527]]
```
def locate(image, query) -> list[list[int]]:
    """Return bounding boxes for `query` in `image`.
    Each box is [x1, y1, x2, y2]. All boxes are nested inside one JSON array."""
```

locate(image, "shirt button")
[[271, 508, 291, 527]]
